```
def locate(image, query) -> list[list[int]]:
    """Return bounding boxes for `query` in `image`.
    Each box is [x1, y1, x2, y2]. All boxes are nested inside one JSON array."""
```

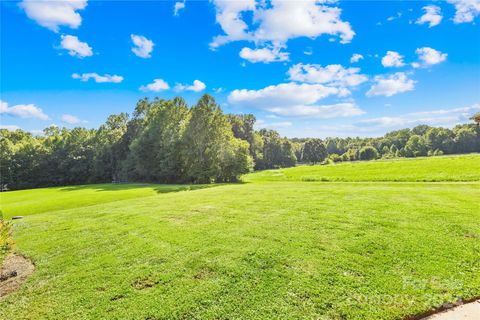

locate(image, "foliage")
[[302, 139, 327, 164], [404, 135, 428, 157], [359, 146, 379, 160]]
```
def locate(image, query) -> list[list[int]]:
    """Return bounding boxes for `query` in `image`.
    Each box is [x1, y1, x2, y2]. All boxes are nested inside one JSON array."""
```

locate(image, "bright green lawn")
[[0, 184, 212, 218], [1, 155, 479, 320], [243, 154, 480, 183]]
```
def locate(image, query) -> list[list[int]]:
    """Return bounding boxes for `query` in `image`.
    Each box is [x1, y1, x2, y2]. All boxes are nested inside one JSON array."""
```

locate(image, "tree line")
[[1, 94, 479, 190]]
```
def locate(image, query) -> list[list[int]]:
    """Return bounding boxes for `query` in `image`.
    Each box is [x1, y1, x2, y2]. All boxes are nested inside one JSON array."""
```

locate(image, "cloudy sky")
[[1, 0, 479, 137]]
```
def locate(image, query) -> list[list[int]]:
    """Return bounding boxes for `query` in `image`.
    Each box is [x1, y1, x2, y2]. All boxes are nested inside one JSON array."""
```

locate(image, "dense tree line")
[[1, 94, 479, 190]]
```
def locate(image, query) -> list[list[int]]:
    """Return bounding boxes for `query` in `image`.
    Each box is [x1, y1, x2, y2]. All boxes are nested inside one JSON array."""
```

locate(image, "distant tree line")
[[1, 94, 479, 190]]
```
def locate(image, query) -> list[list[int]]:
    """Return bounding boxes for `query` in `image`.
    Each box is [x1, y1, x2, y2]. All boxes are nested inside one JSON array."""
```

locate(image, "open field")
[[1, 155, 479, 319], [243, 154, 480, 183]]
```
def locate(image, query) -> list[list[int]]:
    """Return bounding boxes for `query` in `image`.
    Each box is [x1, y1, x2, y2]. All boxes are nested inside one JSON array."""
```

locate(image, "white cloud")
[[268, 103, 365, 118], [140, 79, 170, 92], [131, 34, 154, 58], [175, 80, 206, 92], [447, 0, 480, 23], [288, 63, 368, 89], [239, 46, 289, 63], [414, 47, 447, 67], [61, 114, 84, 124], [228, 82, 364, 118], [19, 0, 87, 32], [0, 100, 49, 120], [60, 35, 92, 58], [366, 72, 416, 97], [358, 104, 480, 129], [210, 0, 354, 49], [255, 119, 292, 129], [416, 5, 443, 27], [303, 47, 313, 56], [381, 51, 405, 67], [386, 11, 402, 22], [0, 125, 21, 131], [174, 1, 185, 16], [72, 73, 123, 83], [291, 104, 480, 138], [229, 83, 338, 108], [350, 53, 364, 63]]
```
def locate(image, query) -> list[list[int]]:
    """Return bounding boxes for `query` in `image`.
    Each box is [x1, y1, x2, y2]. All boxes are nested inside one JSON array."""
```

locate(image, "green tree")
[[302, 139, 327, 164], [425, 127, 454, 154], [404, 135, 428, 157], [454, 127, 477, 153], [359, 146, 378, 160], [183, 94, 252, 183]]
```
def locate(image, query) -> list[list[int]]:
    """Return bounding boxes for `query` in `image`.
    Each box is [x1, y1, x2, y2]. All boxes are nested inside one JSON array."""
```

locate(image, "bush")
[[359, 146, 379, 160], [0, 210, 13, 259], [328, 153, 341, 162]]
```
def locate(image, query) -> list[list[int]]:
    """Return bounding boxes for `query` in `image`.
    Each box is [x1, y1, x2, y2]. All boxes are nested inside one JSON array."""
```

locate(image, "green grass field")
[[1, 155, 479, 319], [243, 154, 480, 183]]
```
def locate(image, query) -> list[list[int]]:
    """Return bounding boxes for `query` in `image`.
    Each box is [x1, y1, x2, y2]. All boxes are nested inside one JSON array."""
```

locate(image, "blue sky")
[[1, 0, 479, 138]]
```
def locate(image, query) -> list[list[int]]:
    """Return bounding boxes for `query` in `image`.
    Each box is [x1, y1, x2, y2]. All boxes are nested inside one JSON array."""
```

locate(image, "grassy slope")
[[0, 155, 479, 320], [0, 184, 213, 218], [243, 154, 480, 183]]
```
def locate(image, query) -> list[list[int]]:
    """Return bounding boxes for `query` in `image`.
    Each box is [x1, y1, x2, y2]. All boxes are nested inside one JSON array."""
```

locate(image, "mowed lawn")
[[243, 154, 480, 182], [1, 155, 479, 320]]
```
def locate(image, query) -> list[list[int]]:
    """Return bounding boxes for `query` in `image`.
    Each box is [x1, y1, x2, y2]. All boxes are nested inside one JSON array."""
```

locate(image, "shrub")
[[328, 153, 341, 162], [359, 146, 379, 160]]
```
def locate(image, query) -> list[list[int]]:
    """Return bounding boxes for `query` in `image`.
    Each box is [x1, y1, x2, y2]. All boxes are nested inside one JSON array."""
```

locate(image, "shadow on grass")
[[57, 182, 227, 194]]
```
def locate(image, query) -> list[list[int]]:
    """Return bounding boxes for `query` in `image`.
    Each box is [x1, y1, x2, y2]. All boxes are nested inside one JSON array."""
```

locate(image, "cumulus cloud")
[[381, 51, 405, 67], [210, 0, 354, 50], [72, 73, 123, 83], [413, 47, 447, 67], [366, 72, 416, 97], [174, 80, 206, 92], [239, 46, 289, 63], [0, 100, 49, 120], [447, 0, 480, 23], [19, 0, 87, 32], [131, 34, 154, 58], [350, 53, 364, 63], [228, 82, 364, 118], [416, 5, 443, 27], [174, 1, 185, 16], [61, 114, 84, 124], [288, 64, 368, 89], [140, 79, 170, 92], [229, 83, 338, 107], [60, 35, 92, 58]]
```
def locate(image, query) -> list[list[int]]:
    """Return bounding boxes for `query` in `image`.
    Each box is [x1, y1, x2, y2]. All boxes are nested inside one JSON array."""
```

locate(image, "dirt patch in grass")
[[0, 255, 34, 297]]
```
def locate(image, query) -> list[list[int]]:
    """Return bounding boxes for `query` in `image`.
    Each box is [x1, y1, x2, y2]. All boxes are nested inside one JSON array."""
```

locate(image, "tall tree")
[[303, 139, 327, 164]]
